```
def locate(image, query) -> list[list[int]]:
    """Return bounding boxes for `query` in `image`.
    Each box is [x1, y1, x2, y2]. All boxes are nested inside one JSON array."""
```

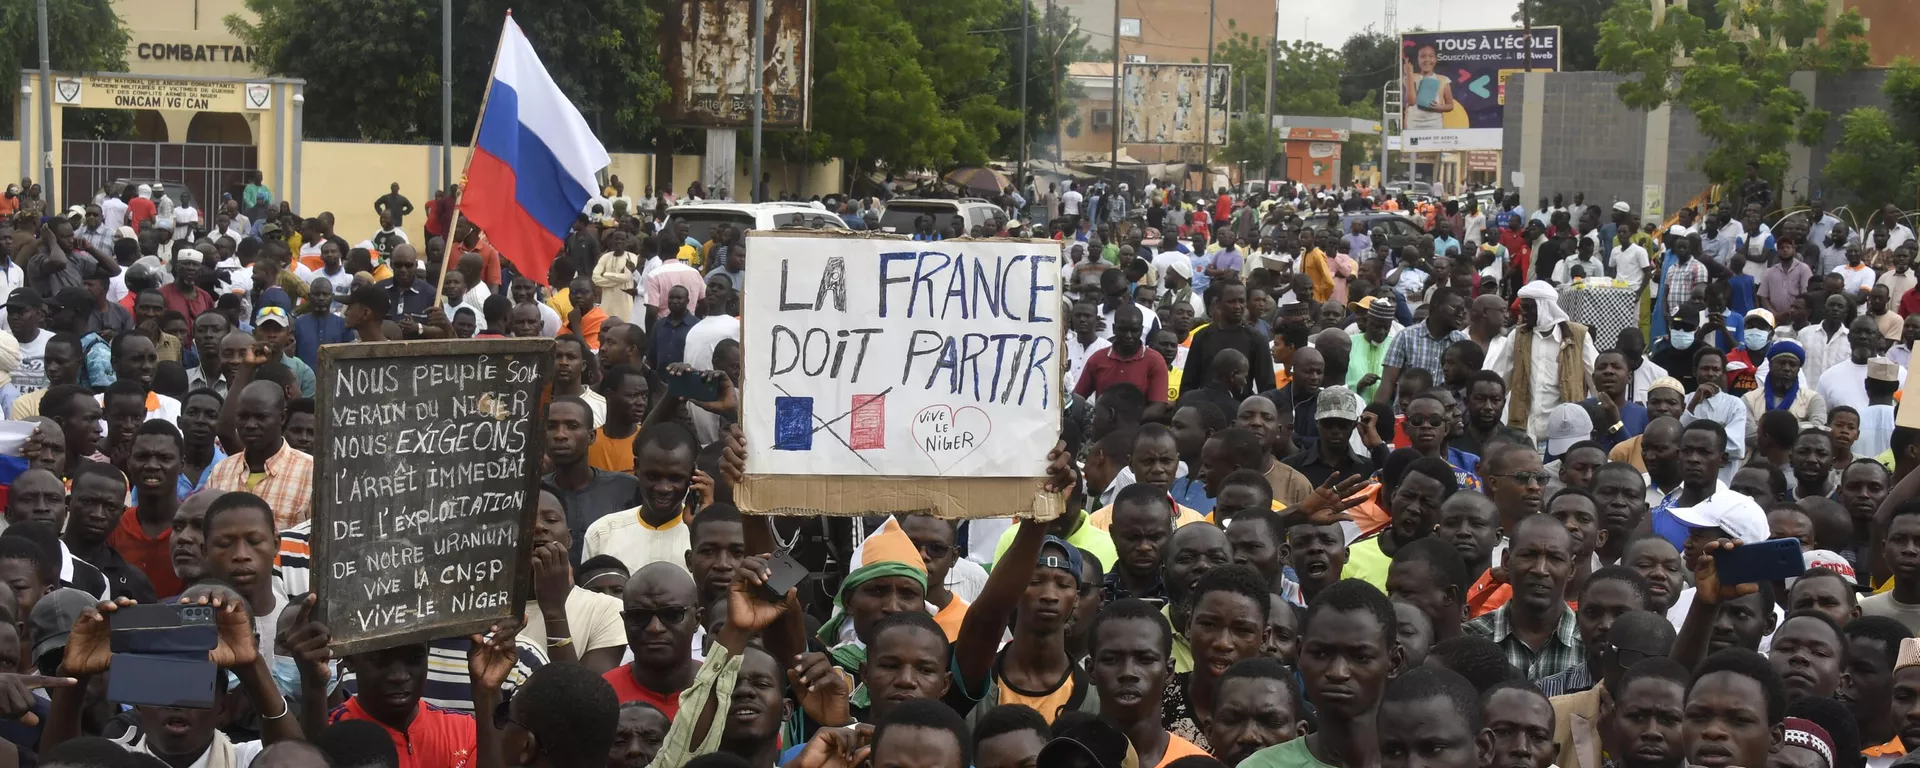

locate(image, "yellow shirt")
[[1086, 503, 1207, 531], [995, 666, 1077, 724], [932, 597, 969, 641], [589, 427, 637, 473]]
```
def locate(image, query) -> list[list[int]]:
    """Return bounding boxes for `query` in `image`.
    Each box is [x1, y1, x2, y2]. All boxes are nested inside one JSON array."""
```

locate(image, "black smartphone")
[[1713, 538, 1805, 585], [111, 604, 218, 654], [106, 654, 218, 710], [668, 369, 722, 402], [757, 551, 809, 604]]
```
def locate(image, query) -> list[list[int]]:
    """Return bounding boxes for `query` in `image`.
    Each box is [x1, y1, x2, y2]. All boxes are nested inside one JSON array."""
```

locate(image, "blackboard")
[[312, 338, 554, 655]]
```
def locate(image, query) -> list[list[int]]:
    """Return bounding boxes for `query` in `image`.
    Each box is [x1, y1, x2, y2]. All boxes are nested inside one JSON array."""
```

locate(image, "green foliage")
[[1337, 30, 1398, 108], [1824, 60, 1920, 210], [0, 0, 130, 139], [1213, 34, 1374, 172], [1216, 115, 1280, 177], [229, 0, 666, 148], [1597, 0, 1868, 188], [1514, 0, 1609, 71]]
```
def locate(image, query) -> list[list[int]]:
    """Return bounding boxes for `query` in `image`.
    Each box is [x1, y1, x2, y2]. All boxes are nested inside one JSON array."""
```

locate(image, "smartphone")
[[668, 369, 722, 402], [111, 604, 218, 654], [1712, 538, 1805, 585], [107, 654, 218, 710], [757, 551, 809, 604]]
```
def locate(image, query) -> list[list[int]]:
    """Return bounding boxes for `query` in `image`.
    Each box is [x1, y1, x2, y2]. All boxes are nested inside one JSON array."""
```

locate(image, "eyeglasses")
[[915, 542, 953, 560], [621, 607, 692, 628], [1499, 471, 1552, 486], [1406, 415, 1447, 427]]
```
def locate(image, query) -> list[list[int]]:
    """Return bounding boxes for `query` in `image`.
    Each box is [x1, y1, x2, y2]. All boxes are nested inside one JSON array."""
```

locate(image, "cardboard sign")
[[312, 339, 553, 655], [739, 232, 1066, 519], [1898, 365, 1920, 429]]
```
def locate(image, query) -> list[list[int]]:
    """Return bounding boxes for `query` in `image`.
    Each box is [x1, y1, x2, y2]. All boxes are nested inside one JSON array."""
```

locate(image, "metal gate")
[[61, 141, 258, 214]]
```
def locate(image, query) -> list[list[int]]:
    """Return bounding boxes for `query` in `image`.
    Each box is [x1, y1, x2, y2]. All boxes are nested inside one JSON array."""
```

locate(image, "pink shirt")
[[643, 261, 707, 318]]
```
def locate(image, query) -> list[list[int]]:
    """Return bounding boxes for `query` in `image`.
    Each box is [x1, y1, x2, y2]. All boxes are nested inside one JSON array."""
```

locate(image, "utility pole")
[[750, 0, 765, 202], [442, 0, 452, 194], [1109, 0, 1120, 189], [1263, 30, 1275, 187], [1522, 0, 1534, 72], [35, 0, 53, 202], [1238, 74, 1247, 184], [1201, 0, 1216, 183], [1018, 0, 1030, 188]]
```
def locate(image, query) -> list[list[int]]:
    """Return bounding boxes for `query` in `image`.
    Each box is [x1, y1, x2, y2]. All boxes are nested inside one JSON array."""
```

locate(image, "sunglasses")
[[1499, 471, 1552, 486], [621, 607, 692, 627], [1406, 415, 1447, 427]]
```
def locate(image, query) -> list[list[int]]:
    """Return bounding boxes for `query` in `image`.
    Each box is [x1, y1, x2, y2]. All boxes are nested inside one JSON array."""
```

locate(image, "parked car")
[[106, 178, 197, 210], [660, 201, 848, 245], [874, 198, 1006, 235], [1301, 210, 1426, 251]]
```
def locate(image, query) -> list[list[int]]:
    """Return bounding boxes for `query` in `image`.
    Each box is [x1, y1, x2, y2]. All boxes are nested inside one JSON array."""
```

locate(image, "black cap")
[[51, 287, 91, 314], [342, 285, 390, 316], [5, 288, 42, 310]]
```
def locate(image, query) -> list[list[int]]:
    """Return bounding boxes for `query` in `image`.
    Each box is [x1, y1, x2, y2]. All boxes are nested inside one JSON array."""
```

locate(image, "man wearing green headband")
[[816, 518, 931, 671]]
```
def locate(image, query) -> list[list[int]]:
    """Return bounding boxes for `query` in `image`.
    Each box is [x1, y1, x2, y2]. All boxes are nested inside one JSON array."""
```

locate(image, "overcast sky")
[[1262, 0, 1524, 47]]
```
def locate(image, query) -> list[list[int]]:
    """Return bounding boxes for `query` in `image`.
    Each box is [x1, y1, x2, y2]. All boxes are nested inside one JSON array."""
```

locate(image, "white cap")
[[173, 248, 204, 264], [1543, 402, 1594, 455]]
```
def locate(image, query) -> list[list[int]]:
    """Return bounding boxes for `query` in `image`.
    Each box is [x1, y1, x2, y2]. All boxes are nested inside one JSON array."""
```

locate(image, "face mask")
[[1743, 329, 1771, 350], [1670, 330, 1696, 349]]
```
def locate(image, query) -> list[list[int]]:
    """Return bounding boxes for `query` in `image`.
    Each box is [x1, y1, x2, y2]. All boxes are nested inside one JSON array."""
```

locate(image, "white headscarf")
[[1517, 280, 1570, 333]]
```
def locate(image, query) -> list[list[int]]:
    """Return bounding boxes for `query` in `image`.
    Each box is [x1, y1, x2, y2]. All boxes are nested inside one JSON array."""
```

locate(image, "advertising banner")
[[1400, 27, 1559, 151]]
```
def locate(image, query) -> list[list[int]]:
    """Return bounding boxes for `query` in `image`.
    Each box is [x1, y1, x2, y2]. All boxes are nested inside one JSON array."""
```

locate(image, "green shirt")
[[1341, 535, 1392, 592], [1347, 331, 1395, 401], [991, 511, 1120, 572], [1242, 738, 1339, 768]]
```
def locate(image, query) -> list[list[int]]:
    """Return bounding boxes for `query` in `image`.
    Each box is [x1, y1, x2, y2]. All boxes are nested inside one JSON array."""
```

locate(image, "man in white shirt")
[[1551, 237, 1608, 285], [1818, 317, 1903, 414], [1610, 228, 1652, 294], [583, 424, 699, 570], [1803, 200, 1842, 252], [101, 191, 128, 232], [1874, 203, 1915, 251], [1060, 182, 1084, 223], [1797, 293, 1856, 385], [1487, 281, 1599, 442]]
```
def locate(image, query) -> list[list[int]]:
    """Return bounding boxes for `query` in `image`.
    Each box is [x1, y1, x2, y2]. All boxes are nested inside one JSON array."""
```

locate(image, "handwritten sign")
[[742, 233, 1063, 485], [312, 339, 553, 655]]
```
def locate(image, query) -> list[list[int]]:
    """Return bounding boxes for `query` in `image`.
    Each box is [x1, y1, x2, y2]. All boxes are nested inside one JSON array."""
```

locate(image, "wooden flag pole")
[[435, 12, 508, 311]]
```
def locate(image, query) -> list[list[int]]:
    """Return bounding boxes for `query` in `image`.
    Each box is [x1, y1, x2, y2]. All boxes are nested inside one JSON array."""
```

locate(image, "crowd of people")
[[0, 166, 1918, 768]]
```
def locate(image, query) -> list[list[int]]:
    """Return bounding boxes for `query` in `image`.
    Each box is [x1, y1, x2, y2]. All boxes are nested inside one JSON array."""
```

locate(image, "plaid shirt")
[[1383, 321, 1467, 377], [1463, 603, 1584, 682], [206, 440, 314, 530], [1535, 661, 1594, 697], [1664, 258, 1708, 316]]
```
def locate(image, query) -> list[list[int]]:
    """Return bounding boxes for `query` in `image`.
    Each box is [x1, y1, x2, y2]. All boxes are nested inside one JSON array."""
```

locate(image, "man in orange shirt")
[[109, 420, 190, 598], [1439, 491, 1510, 618]]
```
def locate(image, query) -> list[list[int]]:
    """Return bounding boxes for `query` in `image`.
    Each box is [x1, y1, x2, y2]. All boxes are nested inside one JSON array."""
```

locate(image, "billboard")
[[1120, 63, 1230, 146], [1400, 27, 1559, 151], [657, 0, 813, 129]]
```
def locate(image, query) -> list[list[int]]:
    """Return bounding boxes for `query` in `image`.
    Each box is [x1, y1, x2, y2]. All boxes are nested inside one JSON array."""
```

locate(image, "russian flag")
[[460, 15, 610, 286]]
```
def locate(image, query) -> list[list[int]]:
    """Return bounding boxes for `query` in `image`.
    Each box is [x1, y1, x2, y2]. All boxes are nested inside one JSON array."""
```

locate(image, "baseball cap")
[[1651, 485, 1770, 550], [1038, 536, 1083, 578], [1543, 402, 1595, 455], [1037, 718, 1130, 768], [1799, 549, 1857, 586], [343, 285, 391, 316], [1744, 308, 1775, 328], [262, 222, 282, 235], [1315, 386, 1363, 423], [5, 288, 42, 310], [51, 287, 91, 315], [30, 588, 98, 667], [255, 305, 291, 328]]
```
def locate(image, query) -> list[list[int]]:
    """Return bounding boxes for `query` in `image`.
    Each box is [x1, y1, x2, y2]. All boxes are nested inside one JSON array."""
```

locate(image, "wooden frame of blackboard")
[[311, 337, 555, 656]]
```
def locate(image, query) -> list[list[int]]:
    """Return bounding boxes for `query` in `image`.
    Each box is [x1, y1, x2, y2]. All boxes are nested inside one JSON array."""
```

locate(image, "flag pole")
[[438, 12, 511, 311]]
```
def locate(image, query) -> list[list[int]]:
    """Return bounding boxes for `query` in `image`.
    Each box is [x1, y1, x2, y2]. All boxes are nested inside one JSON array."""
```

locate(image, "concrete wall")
[[1503, 69, 1897, 220], [298, 142, 843, 247]]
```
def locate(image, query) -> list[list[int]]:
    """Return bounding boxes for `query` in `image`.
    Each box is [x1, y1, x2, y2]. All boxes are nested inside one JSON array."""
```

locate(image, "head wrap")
[[1768, 340, 1807, 365], [818, 517, 928, 673], [1517, 280, 1569, 331], [1783, 718, 1836, 768]]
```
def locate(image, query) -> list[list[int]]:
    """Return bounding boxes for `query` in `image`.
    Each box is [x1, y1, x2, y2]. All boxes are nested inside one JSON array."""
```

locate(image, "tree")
[[1514, 0, 1608, 71], [229, 0, 666, 149], [1825, 61, 1920, 210], [898, 0, 1019, 166], [1213, 38, 1373, 174], [1337, 30, 1398, 108], [0, 0, 130, 140], [797, 0, 960, 175], [1597, 0, 1868, 189], [988, 2, 1090, 162]]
